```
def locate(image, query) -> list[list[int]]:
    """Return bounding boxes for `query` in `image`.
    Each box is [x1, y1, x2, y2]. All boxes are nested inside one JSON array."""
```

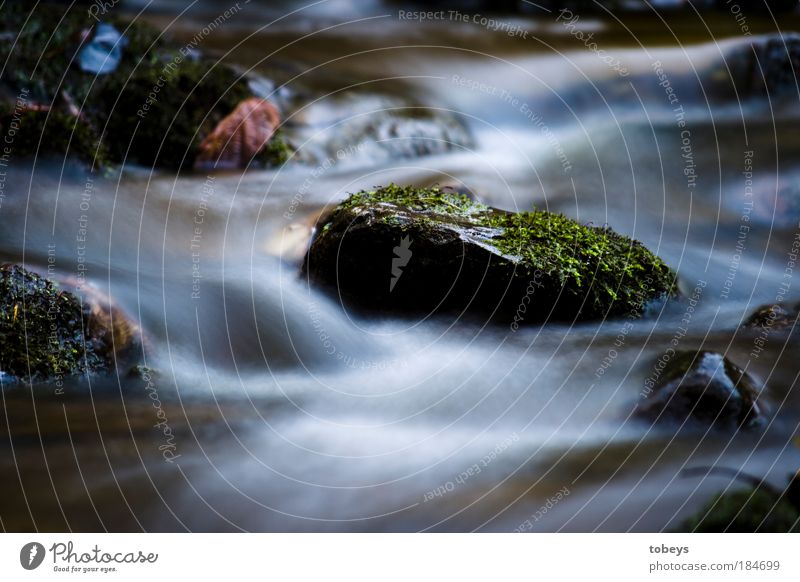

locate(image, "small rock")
[[637, 351, 766, 429], [680, 487, 799, 532], [742, 302, 799, 331]]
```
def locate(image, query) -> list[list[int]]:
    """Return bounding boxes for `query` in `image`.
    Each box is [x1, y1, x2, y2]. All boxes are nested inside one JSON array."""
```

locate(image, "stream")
[[1, 1, 799, 532]]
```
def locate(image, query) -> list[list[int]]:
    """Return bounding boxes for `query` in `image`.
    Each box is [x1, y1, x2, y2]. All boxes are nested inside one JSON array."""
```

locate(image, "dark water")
[[1, 2, 799, 531]]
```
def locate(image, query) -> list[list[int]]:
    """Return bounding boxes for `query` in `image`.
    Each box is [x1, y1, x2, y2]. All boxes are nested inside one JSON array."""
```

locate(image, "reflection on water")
[[1, 3, 799, 531]]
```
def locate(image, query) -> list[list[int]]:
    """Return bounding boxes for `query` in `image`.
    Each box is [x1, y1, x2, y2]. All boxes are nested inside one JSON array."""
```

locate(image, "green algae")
[[317, 184, 677, 320], [0, 265, 107, 382], [0, 3, 287, 171]]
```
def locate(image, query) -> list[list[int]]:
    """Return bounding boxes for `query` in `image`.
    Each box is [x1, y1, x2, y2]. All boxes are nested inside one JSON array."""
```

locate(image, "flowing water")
[[1, 2, 800, 531]]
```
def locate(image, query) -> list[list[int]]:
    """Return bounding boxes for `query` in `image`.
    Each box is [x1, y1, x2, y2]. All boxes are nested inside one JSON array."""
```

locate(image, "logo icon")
[[20, 542, 45, 570], [390, 235, 413, 292]]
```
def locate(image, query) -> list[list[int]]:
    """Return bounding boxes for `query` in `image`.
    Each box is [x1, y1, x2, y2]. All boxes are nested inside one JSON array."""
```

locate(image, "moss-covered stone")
[[0, 4, 286, 171], [303, 185, 677, 322], [0, 265, 105, 381], [680, 487, 800, 533], [0, 3, 162, 106], [0, 108, 111, 168], [0, 265, 142, 383], [95, 59, 252, 169], [637, 351, 766, 429]]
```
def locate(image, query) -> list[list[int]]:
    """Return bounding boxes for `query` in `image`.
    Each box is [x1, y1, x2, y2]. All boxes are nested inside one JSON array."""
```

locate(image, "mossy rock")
[[637, 351, 766, 429], [0, 3, 162, 105], [96, 60, 292, 169], [302, 185, 677, 323], [680, 487, 800, 533], [0, 265, 139, 383], [0, 108, 111, 168], [94, 60, 253, 169], [0, 4, 287, 171]]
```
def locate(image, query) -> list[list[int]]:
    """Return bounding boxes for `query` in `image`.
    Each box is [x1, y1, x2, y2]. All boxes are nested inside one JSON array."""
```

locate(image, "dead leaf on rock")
[[194, 97, 280, 170]]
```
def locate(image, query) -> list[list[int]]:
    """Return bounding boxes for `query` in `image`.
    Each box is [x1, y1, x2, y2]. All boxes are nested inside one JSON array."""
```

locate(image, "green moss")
[[680, 487, 800, 532], [484, 210, 676, 317], [0, 4, 282, 171], [0, 265, 107, 381], [338, 184, 484, 217], [325, 184, 677, 319], [0, 109, 111, 168], [0, 3, 159, 169], [256, 130, 292, 168], [95, 59, 252, 169], [0, 3, 163, 106]]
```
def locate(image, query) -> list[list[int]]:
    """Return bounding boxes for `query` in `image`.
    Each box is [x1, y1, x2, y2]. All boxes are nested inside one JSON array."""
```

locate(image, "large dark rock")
[[637, 351, 766, 429], [302, 185, 677, 323]]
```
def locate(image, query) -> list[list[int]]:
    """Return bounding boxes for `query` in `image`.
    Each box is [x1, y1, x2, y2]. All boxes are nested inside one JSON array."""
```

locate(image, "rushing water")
[[1, 2, 800, 531]]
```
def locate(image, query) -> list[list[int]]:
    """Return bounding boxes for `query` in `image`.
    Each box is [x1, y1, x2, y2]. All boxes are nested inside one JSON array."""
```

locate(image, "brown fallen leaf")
[[194, 97, 280, 170]]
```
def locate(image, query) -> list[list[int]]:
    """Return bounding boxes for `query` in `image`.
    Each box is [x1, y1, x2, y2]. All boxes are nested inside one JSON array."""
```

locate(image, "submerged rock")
[[637, 351, 766, 429], [751, 34, 800, 98], [0, 107, 110, 168], [742, 301, 799, 331], [680, 486, 800, 533], [295, 94, 472, 163], [0, 265, 138, 383], [302, 185, 677, 323], [725, 33, 800, 99]]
